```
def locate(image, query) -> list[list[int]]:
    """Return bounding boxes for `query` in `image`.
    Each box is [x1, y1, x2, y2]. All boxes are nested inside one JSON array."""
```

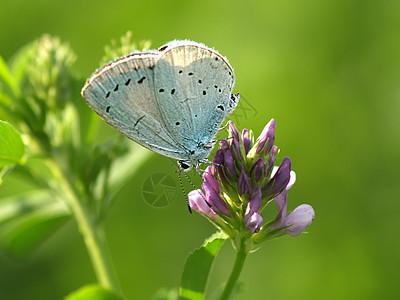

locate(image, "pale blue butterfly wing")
[[153, 41, 237, 163], [81, 41, 238, 167], [82, 52, 187, 159]]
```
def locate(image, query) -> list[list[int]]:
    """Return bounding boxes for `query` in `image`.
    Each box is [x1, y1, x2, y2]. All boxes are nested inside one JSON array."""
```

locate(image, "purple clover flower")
[[188, 118, 315, 243]]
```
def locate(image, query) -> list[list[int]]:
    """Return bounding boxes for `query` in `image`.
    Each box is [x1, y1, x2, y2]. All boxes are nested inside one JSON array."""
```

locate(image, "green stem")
[[220, 237, 248, 300], [48, 159, 121, 296]]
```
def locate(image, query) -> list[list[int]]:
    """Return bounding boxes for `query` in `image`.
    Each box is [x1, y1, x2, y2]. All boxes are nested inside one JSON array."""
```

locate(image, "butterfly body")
[[82, 40, 239, 169]]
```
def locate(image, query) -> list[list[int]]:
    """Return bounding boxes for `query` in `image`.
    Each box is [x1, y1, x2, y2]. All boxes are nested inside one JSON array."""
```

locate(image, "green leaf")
[[207, 281, 244, 300], [0, 190, 70, 258], [0, 55, 18, 121], [0, 55, 18, 100], [0, 120, 25, 167], [65, 284, 124, 300], [100, 31, 151, 66], [152, 288, 179, 300], [180, 231, 228, 300]]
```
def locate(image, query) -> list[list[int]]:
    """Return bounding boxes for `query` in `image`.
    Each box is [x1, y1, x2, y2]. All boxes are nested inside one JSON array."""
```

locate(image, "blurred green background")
[[1, 0, 400, 299]]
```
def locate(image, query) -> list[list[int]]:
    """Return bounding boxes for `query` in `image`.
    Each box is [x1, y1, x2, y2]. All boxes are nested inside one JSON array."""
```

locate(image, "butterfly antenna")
[[177, 163, 192, 214]]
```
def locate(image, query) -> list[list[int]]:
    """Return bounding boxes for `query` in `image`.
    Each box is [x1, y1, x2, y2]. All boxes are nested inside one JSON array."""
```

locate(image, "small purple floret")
[[263, 157, 291, 196], [271, 189, 315, 237], [202, 181, 231, 217], [245, 212, 263, 234], [256, 118, 276, 155], [203, 166, 220, 194], [266, 145, 278, 176], [250, 158, 266, 182], [284, 204, 315, 237], [242, 129, 251, 155], [238, 165, 251, 196], [244, 186, 262, 223], [224, 149, 238, 177], [229, 121, 241, 160]]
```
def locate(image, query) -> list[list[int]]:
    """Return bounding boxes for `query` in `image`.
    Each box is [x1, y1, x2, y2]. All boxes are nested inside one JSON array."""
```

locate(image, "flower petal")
[[244, 186, 262, 224], [245, 212, 263, 234], [284, 204, 315, 237], [203, 166, 220, 194], [266, 145, 278, 176], [287, 171, 296, 190], [238, 165, 251, 196], [188, 189, 215, 217], [229, 121, 241, 160], [202, 181, 231, 216], [224, 149, 238, 177], [263, 157, 291, 196], [273, 189, 288, 228], [250, 157, 266, 182], [256, 118, 276, 155], [242, 129, 251, 154], [219, 139, 230, 151]]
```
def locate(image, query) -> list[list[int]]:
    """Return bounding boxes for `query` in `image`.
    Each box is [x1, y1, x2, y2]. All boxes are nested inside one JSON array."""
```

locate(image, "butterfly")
[[81, 40, 239, 171]]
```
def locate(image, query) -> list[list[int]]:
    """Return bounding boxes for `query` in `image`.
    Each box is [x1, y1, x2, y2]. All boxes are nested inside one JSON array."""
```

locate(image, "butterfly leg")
[[218, 121, 229, 131]]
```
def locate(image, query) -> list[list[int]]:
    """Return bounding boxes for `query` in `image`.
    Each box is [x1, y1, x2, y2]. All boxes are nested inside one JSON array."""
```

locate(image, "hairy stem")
[[220, 237, 248, 300], [49, 159, 121, 295]]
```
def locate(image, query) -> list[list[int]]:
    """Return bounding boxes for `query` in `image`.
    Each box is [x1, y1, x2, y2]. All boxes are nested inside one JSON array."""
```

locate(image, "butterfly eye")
[[179, 161, 191, 170]]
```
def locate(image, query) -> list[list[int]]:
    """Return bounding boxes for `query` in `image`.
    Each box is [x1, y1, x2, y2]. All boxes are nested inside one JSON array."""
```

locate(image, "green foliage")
[[100, 31, 151, 67], [65, 284, 124, 300], [152, 288, 179, 300], [180, 231, 227, 300], [0, 121, 24, 168], [0, 33, 152, 297], [0, 190, 69, 258]]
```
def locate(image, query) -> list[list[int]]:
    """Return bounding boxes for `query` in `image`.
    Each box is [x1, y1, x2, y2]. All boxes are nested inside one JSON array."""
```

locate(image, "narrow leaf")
[[0, 55, 18, 100], [65, 284, 123, 300], [180, 231, 228, 300], [0, 191, 70, 258], [0, 121, 25, 167]]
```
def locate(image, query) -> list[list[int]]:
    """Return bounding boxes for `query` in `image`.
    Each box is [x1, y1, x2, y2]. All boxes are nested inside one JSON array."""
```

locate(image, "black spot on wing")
[[158, 45, 168, 52], [134, 115, 145, 128]]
